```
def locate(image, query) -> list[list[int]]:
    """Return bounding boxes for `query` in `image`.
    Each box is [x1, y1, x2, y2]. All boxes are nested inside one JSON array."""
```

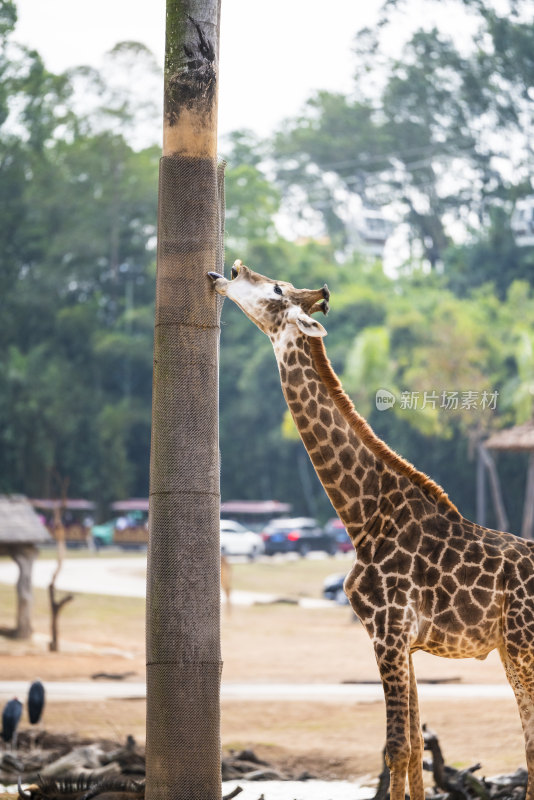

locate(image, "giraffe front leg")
[[407, 654, 425, 800], [375, 644, 412, 800]]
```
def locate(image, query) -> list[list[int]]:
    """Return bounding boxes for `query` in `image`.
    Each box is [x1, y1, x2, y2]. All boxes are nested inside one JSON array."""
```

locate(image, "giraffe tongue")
[[207, 271, 224, 281]]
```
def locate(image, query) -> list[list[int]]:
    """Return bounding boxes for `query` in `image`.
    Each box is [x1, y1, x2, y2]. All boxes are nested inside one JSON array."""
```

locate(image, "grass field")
[[230, 552, 350, 596]]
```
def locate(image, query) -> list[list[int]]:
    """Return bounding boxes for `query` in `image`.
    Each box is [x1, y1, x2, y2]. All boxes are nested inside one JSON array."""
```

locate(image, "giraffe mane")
[[309, 337, 459, 514]]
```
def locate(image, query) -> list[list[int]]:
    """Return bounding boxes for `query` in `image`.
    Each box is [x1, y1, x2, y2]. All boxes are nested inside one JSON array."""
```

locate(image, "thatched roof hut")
[[485, 419, 534, 452], [0, 495, 52, 638], [0, 495, 53, 546]]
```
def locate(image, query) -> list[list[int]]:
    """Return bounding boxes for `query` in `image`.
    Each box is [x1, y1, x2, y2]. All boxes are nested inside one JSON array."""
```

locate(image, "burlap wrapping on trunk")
[[146, 155, 225, 800]]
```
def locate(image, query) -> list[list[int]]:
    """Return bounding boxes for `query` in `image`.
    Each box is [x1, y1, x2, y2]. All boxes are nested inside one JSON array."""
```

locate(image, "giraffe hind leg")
[[407, 654, 425, 800], [500, 645, 534, 800]]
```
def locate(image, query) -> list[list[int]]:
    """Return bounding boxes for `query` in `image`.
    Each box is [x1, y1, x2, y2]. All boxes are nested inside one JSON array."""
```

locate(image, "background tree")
[[0, 18, 158, 505], [273, 0, 534, 274]]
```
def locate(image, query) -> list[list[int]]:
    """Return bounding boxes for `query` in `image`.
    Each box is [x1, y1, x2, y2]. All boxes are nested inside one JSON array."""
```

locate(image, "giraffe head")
[[208, 260, 329, 339]]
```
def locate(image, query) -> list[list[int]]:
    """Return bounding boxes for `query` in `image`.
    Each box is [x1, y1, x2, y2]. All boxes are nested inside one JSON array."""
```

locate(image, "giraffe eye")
[[274, 285, 283, 296]]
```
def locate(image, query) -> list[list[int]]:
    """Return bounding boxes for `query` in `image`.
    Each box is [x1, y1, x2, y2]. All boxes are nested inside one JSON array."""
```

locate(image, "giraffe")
[[209, 261, 534, 800]]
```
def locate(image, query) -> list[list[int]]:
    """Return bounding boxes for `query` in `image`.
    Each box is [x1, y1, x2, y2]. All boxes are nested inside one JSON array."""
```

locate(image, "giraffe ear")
[[295, 312, 327, 338]]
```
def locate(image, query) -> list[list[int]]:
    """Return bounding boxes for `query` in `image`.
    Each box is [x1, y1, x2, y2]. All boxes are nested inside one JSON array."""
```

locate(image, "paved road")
[[0, 680, 514, 703], [0, 556, 331, 608]]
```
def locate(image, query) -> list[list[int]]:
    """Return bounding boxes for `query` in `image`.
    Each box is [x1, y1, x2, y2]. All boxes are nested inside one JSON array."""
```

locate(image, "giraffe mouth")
[[207, 269, 261, 328], [208, 260, 242, 292]]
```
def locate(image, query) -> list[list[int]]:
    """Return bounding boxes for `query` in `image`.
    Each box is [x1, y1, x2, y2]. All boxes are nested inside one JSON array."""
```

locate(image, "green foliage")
[[224, 162, 280, 249], [272, 1, 534, 278], [344, 327, 395, 418], [0, 25, 157, 505], [0, 0, 16, 38], [219, 235, 534, 527], [444, 208, 534, 298], [0, 0, 16, 126], [1, 2, 532, 538]]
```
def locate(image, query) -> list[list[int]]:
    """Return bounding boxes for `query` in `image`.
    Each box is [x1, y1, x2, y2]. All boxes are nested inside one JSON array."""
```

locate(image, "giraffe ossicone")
[[209, 261, 534, 800]]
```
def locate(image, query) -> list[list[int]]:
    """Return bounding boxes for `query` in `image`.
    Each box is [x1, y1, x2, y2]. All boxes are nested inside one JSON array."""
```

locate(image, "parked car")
[[322, 573, 350, 605], [324, 517, 352, 553], [91, 512, 148, 550], [91, 519, 117, 549], [261, 517, 338, 556], [220, 519, 264, 560]]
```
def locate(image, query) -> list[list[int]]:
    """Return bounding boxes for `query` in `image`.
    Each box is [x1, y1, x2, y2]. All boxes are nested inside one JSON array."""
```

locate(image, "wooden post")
[[11, 545, 37, 639], [145, 3, 223, 800], [476, 445, 486, 528], [521, 452, 534, 540], [478, 445, 509, 532]]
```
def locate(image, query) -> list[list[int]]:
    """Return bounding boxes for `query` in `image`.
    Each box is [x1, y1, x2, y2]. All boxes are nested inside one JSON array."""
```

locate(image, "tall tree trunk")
[[48, 507, 74, 652], [145, 4, 223, 800]]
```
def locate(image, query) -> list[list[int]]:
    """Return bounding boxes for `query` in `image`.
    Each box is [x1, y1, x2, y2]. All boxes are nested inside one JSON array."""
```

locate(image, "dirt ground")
[[0, 562, 527, 783]]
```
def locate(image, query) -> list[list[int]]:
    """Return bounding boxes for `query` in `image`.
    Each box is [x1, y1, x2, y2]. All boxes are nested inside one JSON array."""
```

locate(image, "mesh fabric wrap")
[[146, 155, 225, 800]]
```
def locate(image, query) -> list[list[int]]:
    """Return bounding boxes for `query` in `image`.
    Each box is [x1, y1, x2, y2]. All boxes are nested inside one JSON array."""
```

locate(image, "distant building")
[[511, 197, 534, 247], [292, 205, 394, 261], [348, 206, 395, 259]]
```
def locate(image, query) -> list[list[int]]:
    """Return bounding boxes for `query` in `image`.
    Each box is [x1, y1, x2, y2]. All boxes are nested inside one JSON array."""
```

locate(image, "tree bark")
[[11, 545, 37, 639], [145, 3, 223, 800], [48, 584, 74, 652], [48, 489, 74, 651]]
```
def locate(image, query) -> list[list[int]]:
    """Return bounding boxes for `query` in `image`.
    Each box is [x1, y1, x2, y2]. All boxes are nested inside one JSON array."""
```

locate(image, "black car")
[[261, 517, 338, 556], [324, 517, 353, 553], [322, 572, 350, 605]]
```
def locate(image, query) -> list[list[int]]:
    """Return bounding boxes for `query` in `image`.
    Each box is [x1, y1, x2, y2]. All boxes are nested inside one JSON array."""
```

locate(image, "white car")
[[220, 519, 264, 560]]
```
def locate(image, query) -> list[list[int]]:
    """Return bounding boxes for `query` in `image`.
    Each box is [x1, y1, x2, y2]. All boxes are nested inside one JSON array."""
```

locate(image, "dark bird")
[[28, 680, 45, 725], [2, 697, 23, 748]]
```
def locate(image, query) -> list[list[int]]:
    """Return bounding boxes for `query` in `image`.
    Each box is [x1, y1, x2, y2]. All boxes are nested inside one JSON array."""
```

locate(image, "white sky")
[[13, 0, 381, 141]]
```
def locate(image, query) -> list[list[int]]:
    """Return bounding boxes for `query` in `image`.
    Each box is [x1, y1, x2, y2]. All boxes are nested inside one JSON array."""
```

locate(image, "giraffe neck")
[[272, 331, 457, 548], [274, 332, 383, 545]]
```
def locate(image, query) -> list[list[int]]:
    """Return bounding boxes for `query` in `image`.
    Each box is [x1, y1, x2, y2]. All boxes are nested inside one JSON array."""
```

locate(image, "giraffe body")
[[209, 262, 534, 800]]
